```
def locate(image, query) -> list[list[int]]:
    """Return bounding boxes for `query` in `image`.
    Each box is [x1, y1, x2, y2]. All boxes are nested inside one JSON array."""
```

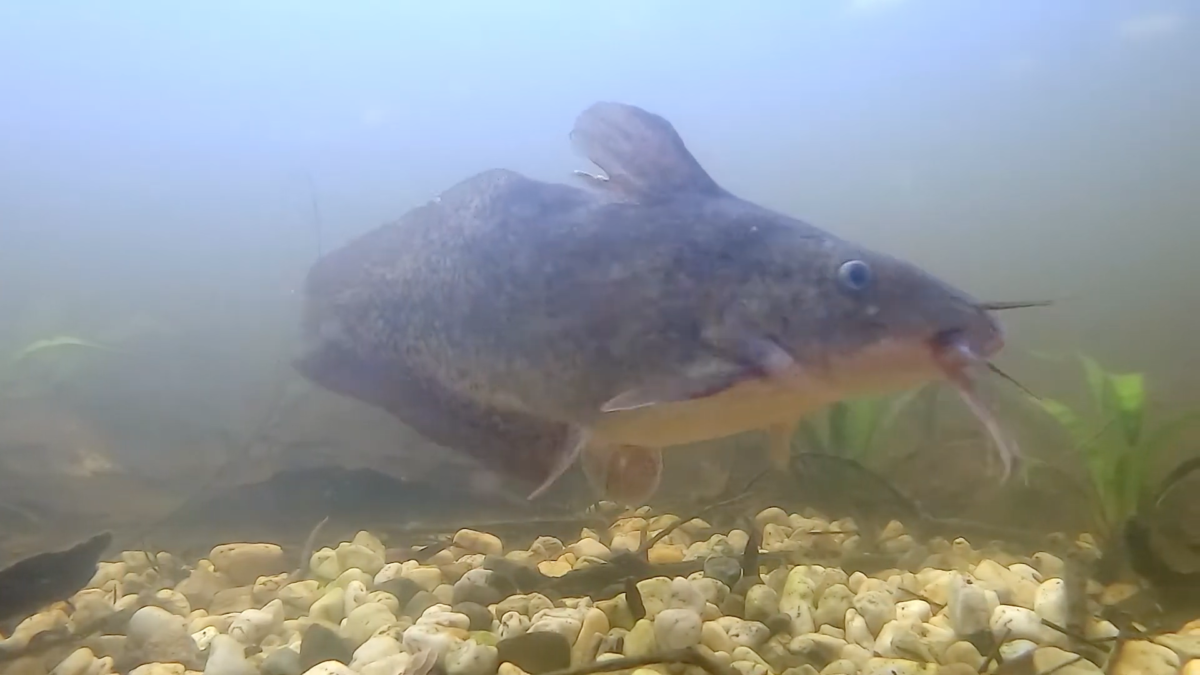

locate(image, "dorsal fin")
[[570, 102, 725, 200]]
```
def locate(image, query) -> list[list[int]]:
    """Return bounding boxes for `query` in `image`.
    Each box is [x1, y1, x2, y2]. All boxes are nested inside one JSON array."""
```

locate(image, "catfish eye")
[[837, 259, 873, 292]]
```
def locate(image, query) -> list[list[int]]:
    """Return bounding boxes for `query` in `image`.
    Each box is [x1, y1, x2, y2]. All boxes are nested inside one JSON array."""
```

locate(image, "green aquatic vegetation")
[[794, 386, 931, 461], [0, 335, 111, 398], [1032, 354, 1200, 539]]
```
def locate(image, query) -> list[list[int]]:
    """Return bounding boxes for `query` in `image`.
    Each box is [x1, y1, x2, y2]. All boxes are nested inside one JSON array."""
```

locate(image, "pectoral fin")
[[601, 356, 753, 412], [600, 329, 806, 414]]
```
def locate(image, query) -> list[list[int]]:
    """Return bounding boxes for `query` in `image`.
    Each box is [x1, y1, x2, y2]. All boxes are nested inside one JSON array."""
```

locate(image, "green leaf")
[[1079, 355, 1109, 416], [828, 402, 849, 454], [8, 336, 110, 364], [1107, 372, 1146, 446], [1032, 397, 1088, 445], [796, 419, 829, 454]]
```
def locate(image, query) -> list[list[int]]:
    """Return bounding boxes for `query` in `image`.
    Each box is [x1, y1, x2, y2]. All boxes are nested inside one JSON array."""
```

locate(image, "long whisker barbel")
[[978, 300, 1053, 311], [986, 361, 1041, 400]]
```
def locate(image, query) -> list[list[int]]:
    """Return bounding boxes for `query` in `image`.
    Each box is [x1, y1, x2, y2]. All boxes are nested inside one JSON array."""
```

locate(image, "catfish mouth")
[[930, 325, 1021, 481]]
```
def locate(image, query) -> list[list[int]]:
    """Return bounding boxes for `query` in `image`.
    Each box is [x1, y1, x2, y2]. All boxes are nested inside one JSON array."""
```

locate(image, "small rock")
[[453, 529, 504, 556], [496, 631, 572, 674], [853, 590, 894, 636], [446, 640, 500, 675], [309, 587, 346, 625], [126, 606, 201, 670], [209, 587, 254, 615], [299, 624, 353, 672], [702, 621, 736, 653], [209, 543, 288, 586], [844, 609, 873, 650], [815, 585, 854, 628], [299, 662, 356, 675], [819, 659, 860, 675], [705, 557, 744, 588], [1032, 647, 1102, 675], [453, 603, 495, 631], [344, 603, 399, 649], [765, 613, 793, 637], [1034, 578, 1068, 627], [942, 641, 984, 666], [49, 647, 98, 675], [948, 574, 990, 638], [571, 607, 610, 666], [1111, 640, 1180, 675], [129, 665, 186, 675], [991, 605, 1059, 646], [654, 608, 703, 650], [376, 578, 422, 607], [404, 591, 441, 619], [334, 543, 385, 577], [756, 507, 790, 530], [229, 598, 284, 645], [404, 566, 445, 592], [788, 634, 847, 669], [721, 593, 746, 618], [724, 619, 770, 648], [403, 623, 465, 661], [625, 619, 658, 657], [567, 538, 612, 561], [260, 648, 302, 675], [203, 635, 255, 675]]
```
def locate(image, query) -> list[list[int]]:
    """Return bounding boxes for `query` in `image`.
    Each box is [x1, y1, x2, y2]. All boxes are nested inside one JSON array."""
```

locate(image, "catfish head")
[[576, 102, 1025, 487]]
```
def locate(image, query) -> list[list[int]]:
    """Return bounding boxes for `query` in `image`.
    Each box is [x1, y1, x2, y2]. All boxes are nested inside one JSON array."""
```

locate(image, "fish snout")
[[932, 306, 1005, 369]]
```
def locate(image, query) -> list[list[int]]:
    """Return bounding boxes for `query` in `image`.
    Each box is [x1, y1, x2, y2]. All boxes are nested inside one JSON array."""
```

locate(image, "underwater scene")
[[2, 2, 1199, 675]]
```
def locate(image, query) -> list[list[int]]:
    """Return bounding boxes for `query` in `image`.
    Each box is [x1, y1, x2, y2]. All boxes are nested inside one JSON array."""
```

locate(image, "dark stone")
[[402, 590, 440, 618], [261, 647, 302, 675], [704, 555, 743, 588], [765, 613, 793, 636], [439, 562, 471, 584], [452, 581, 503, 607], [732, 577, 760, 597], [375, 577, 422, 607], [496, 631, 572, 674], [299, 624, 352, 672], [719, 593, 745, 619], [453, 602, 494, 631]]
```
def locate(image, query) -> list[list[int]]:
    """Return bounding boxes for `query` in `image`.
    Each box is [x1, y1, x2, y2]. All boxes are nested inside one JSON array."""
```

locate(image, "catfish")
[[295, 101, 1020, 505]]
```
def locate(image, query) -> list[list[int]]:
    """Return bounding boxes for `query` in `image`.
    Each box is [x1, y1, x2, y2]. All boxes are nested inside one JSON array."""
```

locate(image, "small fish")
[[295, 102, 1027, 506], [742, 519, 760, 581], [624, 576, 646, 621], [0, 532, 111, 626]]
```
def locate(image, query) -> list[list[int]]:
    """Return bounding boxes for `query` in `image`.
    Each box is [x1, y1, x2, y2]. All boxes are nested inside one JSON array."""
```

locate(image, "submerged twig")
[[978, 627, 1010, 674], [1036, 654, 1085, 675], [288, 515, 329, 581], [639, 467, 771, 555], [540, 646, 736, 675]]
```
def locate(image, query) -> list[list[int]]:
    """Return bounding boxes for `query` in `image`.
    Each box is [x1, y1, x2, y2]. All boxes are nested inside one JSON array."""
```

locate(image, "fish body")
[[0, 531, 111, 626], [296, 102, 1011, 504]]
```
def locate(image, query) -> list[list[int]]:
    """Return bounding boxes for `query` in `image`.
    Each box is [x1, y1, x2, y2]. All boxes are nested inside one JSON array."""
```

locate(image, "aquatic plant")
[[0, 335, 111, 398], [793, 386, 932, 461], [1031, 354, 1200, 539]]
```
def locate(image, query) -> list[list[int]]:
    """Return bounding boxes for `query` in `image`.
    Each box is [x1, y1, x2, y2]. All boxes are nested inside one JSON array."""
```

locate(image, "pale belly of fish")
[[589, 365, 940, 451]]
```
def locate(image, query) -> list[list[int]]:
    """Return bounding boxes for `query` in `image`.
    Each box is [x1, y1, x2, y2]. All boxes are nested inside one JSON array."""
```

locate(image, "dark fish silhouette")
[[0, 531, 111, 626], [295, 102, 1016, 505]]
